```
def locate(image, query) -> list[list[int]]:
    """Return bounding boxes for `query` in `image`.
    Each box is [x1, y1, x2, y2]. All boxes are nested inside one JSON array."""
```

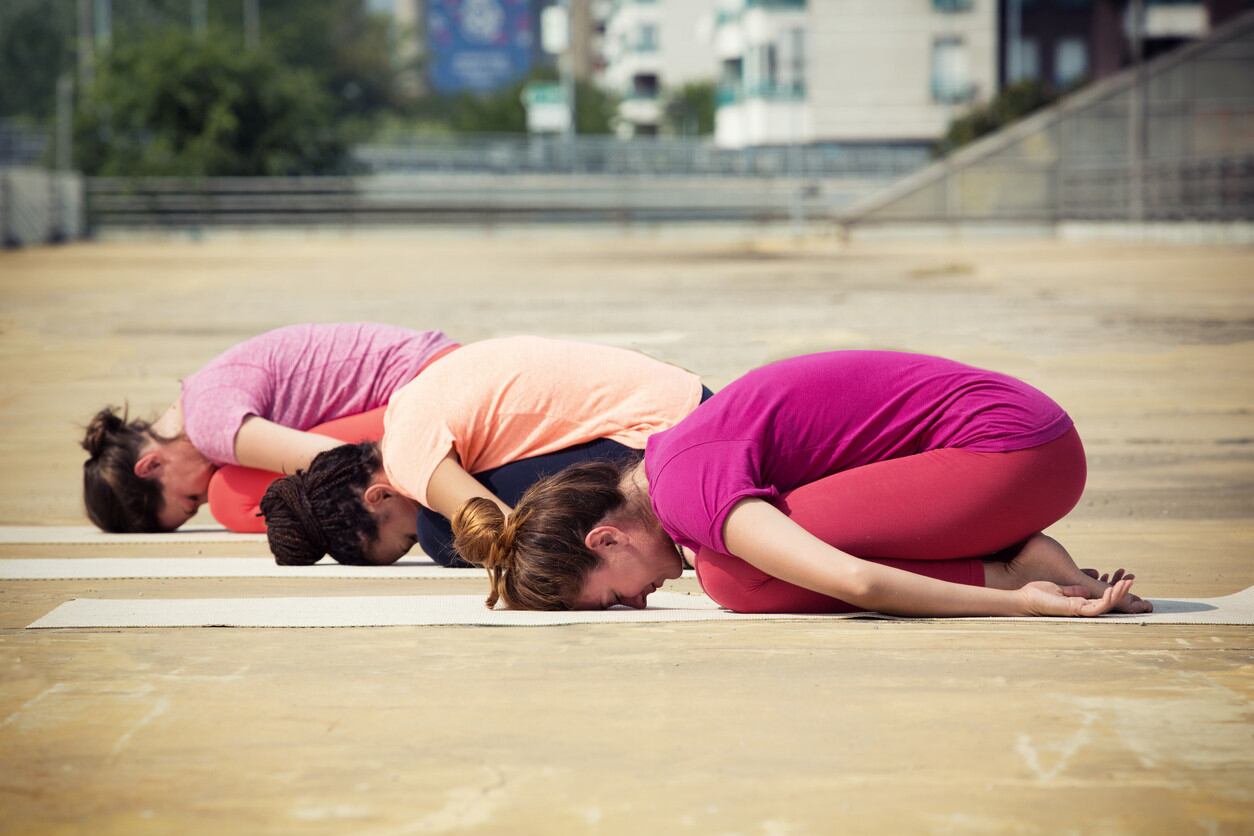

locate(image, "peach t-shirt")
[[381, 336, 703, 506]]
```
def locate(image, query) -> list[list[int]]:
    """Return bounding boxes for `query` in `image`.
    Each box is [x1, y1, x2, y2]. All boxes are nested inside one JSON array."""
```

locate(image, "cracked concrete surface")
[[0, 232, 1251, 834]]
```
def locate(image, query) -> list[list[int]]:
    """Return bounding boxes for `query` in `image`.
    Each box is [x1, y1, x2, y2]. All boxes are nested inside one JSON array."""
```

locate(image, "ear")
[[361, 482, 396, 509], [133, 451, 161, 479], [583, 524, 624, 556]]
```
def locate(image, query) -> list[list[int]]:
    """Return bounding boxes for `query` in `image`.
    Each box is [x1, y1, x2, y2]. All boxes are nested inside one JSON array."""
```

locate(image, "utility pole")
[[56, 75, 74, 171], [244, 0, 260, 50], [77, 0, 95, 89], [1128, 0, 1145, 222], [192, 0, 208, 39], [1007, 0, 1021, 83], [560, 0, 577, 144]]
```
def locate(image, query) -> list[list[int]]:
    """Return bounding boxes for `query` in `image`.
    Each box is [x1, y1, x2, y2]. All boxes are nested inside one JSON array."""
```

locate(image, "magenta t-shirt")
[[181, 323, 457, 466], [644, 351, 1074, 555]]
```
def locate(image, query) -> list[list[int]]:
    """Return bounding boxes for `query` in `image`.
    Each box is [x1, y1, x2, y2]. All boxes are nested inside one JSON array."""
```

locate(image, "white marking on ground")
[[111, 697, 170, 756], [1, 683, 67, 728], [1014, 712, 1096, 783]]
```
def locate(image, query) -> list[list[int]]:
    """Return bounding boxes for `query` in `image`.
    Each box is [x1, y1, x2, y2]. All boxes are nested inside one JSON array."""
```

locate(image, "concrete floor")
[[0, 232, 1251, 833]]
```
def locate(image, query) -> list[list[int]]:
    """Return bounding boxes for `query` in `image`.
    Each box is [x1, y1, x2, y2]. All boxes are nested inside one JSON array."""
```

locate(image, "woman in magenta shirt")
[[81, 323, 457, 532], [452, 351, 1150, 618]]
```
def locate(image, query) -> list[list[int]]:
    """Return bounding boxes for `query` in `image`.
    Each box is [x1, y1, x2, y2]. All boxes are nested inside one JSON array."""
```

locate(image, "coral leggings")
[[206, 409, 387, 532], [694, 427, 1087, 613]]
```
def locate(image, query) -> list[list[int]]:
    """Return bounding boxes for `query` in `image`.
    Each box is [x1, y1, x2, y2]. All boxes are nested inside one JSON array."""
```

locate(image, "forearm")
[[425, 454, 512, 520], [846, 561, 1020, 617], [233, 417, 342, 474]]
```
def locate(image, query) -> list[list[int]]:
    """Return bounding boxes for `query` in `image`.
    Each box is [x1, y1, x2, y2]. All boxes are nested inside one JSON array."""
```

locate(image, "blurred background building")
[[599, 0, 717, 137], [1, 0, 1251, 244]]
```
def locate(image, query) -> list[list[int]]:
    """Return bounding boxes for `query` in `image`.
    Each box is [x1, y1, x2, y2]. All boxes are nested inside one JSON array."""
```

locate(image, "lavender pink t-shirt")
[[644, 351, 1074, 555], [181, 323, 457, 466]]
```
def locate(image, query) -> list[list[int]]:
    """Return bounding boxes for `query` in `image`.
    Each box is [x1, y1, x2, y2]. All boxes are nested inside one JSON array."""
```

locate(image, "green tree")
[[445, 73, 617, 135], [74, 29, 346, 176], [0, 0, 75, 121], [573, 80, 617, 136], [261, 0, 409, 119], [662, 81, 716, 137], [934, 79, 1059, 157]]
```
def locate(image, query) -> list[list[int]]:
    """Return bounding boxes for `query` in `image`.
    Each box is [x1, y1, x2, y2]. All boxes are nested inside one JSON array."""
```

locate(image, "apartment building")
[[599, 0, 719, 136], [714, 0, 998, 149]]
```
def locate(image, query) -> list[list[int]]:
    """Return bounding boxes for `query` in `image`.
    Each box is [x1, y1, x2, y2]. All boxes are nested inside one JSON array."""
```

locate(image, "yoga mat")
[[0, 557, 700, 580], [0, 525, 264, 545], [26, 587, 1254, 629], [27, 592, 800, 628]]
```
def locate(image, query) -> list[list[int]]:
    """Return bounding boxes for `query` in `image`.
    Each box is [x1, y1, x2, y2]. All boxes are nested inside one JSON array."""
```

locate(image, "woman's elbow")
[[832, 563, 877, 606]]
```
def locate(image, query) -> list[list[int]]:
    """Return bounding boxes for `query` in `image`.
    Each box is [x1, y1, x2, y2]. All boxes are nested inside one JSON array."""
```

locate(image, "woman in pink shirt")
[[452, 351, 1151, 618], [81, 323, 457, 532]]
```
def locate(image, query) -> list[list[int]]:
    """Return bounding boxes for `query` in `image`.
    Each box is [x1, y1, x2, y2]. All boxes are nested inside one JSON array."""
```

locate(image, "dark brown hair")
[[81, 406, 165, 532], [259, 442, 381, 565], [451, 459, 635, 610]]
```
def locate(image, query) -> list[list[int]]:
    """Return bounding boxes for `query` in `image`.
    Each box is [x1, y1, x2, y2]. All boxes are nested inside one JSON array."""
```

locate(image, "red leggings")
[[694, 427, 1087, 613], [206, 408, 386, 533]]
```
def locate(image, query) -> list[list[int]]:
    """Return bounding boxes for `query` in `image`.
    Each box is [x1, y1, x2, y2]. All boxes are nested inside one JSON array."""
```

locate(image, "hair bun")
[[451, 497, 507, 568], [82, 407, 127, 458]]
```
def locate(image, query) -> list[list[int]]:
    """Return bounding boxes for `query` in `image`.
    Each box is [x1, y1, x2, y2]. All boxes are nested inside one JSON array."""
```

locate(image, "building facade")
[[714, 0, 998, 150], [599, 0, 720, 136], [999, 0, 1220, 92]]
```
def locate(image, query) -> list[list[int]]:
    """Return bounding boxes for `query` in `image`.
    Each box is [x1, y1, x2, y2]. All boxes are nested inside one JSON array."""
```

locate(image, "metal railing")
[[0, 122, 48, 167], [353, 134, 928, 179], [83, 171, 895, 229]]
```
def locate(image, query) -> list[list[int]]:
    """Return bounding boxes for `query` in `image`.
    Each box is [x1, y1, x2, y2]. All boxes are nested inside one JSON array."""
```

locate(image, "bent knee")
[[694, 549, 775, 613]]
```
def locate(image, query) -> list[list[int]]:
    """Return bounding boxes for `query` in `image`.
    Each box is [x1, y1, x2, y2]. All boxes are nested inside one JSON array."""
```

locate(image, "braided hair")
[[451, 459, 634, 609], [81, 406, 165, 532], [260, 442, 382, 565]]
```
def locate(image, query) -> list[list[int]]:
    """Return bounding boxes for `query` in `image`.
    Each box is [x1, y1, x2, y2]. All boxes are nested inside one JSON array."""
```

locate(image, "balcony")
[[718, 81, 807, 107]]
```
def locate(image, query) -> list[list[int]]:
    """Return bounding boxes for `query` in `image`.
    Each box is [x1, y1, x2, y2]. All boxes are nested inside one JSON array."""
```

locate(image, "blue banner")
[[427, 0, 537, 94]]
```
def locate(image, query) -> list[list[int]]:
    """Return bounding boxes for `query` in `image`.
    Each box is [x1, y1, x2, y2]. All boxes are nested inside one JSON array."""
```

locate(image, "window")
[[631, 73, 659, 99], [636, 23, 659, 52], [1009, 37, 1040, 82], [931, 36, 974, 103], [1054, 37, 1088, 86], [786, 27, 807, 96]]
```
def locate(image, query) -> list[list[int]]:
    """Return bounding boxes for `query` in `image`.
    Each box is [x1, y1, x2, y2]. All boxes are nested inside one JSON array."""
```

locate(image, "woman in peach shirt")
[[259, 336, 711, 566]]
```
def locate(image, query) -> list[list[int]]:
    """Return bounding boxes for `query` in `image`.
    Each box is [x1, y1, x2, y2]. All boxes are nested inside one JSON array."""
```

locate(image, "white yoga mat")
[[1, 557, 439, 578], [25, 587, 1254, 629], [0, 557, 699, 580], [0, 525, 264, 545]]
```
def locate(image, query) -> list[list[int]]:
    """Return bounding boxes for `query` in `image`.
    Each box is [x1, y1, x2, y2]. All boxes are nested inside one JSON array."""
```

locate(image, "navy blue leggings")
[[417, 385, 714, 567], [416, 438, 636, 566]]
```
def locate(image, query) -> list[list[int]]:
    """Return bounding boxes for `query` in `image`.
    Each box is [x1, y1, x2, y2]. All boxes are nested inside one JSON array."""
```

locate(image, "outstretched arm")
[[233, 417, 343, 475], [721, 498, 1132, 617], [424, 453, 512, 521]]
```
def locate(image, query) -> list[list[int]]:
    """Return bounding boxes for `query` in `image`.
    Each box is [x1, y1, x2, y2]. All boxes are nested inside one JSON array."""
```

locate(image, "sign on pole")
[[523, 82, 571, 134]]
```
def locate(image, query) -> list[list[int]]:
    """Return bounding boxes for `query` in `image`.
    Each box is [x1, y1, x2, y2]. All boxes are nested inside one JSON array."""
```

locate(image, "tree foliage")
[[74, 29, 346, 176], [0, 0, 76, 121], [662, 81, 716, 137], [934, 79, 1059, 157], [444, 73, 617, 135]]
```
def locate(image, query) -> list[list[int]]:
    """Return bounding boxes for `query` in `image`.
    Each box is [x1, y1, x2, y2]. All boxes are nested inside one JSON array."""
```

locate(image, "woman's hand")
[[1016, 578, 1137, 617]]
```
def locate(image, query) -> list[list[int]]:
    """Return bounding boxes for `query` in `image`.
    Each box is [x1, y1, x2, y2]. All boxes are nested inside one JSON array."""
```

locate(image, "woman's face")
[[153, 446, 215, 530], [575, 522, 685, 609]]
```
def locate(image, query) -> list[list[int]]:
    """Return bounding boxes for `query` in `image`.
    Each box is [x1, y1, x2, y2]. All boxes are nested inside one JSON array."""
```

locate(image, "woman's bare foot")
[[984, 534, 1152, 614]]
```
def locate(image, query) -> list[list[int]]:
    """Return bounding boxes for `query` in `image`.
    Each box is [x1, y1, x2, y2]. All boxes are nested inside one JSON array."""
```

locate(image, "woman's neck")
[[150, 398, 185, 441], [621, 461, 659, 527]]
